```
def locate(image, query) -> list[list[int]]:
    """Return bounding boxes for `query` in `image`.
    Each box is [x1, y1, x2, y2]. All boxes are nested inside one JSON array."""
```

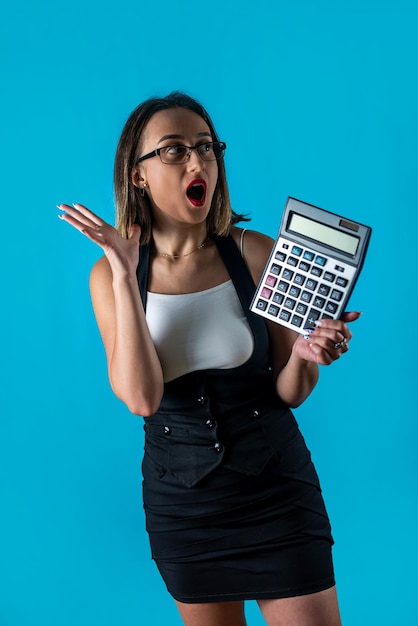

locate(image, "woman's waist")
[[156, 368, 280, 416], [143, 398, 300, 488]]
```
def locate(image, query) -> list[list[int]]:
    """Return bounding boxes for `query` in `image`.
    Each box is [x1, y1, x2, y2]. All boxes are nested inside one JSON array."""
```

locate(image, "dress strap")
[[136, 242, 151, 310], [212, 234, 269, 349], [239, 228, 247, 258]]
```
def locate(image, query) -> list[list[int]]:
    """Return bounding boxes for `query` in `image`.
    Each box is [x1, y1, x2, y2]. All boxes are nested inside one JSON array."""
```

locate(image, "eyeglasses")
[[135, 141, 226, 165]]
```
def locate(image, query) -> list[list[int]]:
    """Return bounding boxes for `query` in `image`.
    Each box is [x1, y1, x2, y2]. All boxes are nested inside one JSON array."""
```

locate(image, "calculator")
[[250, 197, 372, 333]]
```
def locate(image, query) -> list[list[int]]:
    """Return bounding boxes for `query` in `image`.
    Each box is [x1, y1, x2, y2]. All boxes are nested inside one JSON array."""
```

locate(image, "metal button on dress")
[[163, 426, 171, 435], [196, 395, 207, 405], [205, 418, 216, 429], [214, 442, 224, 453], [249, 409, 260, 420]]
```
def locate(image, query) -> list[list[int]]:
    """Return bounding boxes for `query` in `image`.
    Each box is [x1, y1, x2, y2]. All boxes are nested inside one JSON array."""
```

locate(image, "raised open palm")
[[58, 203, 141, 275]]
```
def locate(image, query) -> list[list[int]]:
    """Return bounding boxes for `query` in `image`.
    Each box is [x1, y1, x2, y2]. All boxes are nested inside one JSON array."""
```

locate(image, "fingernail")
[[314, 320, 322, 327], [303, 328, 314, 340]]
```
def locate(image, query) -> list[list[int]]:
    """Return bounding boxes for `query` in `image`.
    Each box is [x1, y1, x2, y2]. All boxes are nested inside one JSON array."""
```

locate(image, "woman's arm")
[[59, 203, 164, 416], [90, 257, 164, 415], [238, 228, 360, 407]]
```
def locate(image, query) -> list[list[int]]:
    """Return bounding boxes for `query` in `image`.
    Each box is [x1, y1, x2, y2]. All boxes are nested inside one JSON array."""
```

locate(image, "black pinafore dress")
[[137, 234, 335, 603]]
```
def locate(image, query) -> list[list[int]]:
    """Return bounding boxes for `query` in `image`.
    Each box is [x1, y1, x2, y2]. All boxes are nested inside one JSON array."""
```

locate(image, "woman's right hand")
[[58, 203, 141, 277]]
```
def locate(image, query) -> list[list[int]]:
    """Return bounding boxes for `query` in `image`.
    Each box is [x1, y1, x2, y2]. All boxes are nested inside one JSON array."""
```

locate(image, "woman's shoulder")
[[89, 255, 112, 290], [230, 225, 274, 248], [230, 226, 275, 283]]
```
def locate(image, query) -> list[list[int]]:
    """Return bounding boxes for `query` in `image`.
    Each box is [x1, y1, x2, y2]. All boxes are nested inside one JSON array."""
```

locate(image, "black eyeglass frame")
[[135, 141, 227, 165]]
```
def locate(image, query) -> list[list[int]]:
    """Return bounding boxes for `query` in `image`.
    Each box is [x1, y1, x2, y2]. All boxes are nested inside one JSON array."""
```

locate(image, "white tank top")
[[146, 280, 254, 382]]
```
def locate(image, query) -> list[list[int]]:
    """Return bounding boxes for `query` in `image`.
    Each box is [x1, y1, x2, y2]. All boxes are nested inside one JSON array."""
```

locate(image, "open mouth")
[[186, 179, 207, 206]]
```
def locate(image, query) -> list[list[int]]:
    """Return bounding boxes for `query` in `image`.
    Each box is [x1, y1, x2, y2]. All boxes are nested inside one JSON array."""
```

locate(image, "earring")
[[140, 182, 148, 197]]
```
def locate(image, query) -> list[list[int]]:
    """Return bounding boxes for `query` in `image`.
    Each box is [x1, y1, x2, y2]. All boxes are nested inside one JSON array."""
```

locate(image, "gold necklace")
[[155, 237, 208, 260]]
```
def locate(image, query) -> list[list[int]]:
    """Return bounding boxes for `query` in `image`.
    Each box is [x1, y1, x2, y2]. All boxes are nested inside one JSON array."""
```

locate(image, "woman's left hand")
[[292, 311, 362, 365]]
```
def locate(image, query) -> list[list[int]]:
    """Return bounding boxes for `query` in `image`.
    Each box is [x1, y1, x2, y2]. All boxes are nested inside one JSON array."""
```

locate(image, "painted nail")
[[314, 320, 322, 327], [303, 328, 314, 340]]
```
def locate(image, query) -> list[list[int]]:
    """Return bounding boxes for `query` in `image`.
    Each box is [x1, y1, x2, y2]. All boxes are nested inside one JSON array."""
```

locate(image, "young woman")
[[58, 92, 359, 626]]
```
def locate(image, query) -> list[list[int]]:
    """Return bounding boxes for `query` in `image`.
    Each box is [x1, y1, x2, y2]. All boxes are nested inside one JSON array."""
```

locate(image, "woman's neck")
[[151, 226, 209, 260]]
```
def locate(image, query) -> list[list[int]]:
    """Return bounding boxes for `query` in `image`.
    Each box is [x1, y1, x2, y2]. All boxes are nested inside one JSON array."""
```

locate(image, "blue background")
[[1, 1, 417, 624]]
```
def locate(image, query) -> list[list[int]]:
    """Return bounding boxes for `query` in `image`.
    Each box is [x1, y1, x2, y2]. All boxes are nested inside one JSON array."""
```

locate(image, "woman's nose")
[[187, 148, 205, 171]]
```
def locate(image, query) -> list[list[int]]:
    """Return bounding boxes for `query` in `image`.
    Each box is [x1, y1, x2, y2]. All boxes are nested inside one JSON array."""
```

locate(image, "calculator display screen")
[[288, 213, 359, 256]]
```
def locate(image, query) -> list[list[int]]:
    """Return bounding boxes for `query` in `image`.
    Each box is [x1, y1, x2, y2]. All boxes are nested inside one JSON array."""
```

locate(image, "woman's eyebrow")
[[157, 131, 211, 145]]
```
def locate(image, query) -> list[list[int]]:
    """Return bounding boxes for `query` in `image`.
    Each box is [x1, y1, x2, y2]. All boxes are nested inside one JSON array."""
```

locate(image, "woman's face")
[[133, 107, 219, 229]]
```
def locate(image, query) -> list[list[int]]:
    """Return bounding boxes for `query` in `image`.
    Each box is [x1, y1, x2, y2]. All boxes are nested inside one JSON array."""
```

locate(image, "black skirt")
[[142, 410, 335, 603]]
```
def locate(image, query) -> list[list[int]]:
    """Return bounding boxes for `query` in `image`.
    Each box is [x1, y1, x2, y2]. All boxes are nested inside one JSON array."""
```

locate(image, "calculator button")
[[289, 286, 301, 298], [279, 310, 291, 322], [313, 296, 326, 309], [306, 278, 318, 291], [265, 275, 277, 287], [303, 251, 315, 261], [277, 281, 289, 293], [273, 292, 284, 304], [261, 287, 273, 299], [330, 289, 343, 302], [283, 244, 289, 250], [305, 309, 321, 326], [275, 251, 286, 262], [323, 271, 336, 282], [325, 301, 338, 314], [270, 264, 281, 276], [335, 264, 344, 272], [322, 314, 333, 320], [287, 256, 298, 267], [282, 269, 294, 280], [294, 274, 306, 286], [299, 261, 311, 272], [296, 303, 308, 315], [315, 255, 327, 267], [301, 290, 313, 303], [291, 245, 303, 256], [310, 267, 323, 277], [291, 315, 303, 328], [318, 284, 330, 297], [284, 297, 296, 310], [336, 277, 348, 287], [256, 299, 268, 311], [268, 304, 280, 316]]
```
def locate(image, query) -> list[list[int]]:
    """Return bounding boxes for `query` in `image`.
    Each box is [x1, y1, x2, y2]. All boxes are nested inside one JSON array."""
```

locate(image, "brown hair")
[[114, 91, 248, 243]]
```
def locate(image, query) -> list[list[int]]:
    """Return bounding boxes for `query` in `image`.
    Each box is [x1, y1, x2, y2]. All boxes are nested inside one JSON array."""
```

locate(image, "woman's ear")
[[131, 167, 143, 188]]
